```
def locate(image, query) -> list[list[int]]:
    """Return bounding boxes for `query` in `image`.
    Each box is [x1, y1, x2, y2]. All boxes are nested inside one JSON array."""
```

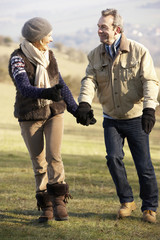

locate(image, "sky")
[[0, 0, 160, 41]]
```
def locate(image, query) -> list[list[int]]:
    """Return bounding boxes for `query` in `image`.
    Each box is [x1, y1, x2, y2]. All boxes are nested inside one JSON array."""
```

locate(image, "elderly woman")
[[9, 17, 78, 223]]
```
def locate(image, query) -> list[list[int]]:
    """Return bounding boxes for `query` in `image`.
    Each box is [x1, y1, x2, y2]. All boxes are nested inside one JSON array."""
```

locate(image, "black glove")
[[40, 84, 63, 102], [142, 108, 155, 134], [76, 102, 97, 126]]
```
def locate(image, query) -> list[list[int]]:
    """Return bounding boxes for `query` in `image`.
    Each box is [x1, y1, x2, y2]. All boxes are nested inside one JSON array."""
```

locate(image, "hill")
[[0, 43, 88, 96]]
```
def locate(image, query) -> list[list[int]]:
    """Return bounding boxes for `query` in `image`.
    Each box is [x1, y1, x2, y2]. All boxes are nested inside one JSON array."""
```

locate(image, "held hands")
[[41, 84, 63, 102], [76, 102, 97, 126], [142, 108, 155, 134]]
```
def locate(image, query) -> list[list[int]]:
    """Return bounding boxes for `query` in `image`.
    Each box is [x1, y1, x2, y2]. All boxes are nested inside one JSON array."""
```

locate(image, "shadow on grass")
[[69, 212, 141, 222], [0, 209, 51, 227], [0, 209, 141, 227], [69, 211, 116, 220], [0, 209, 117, 225]]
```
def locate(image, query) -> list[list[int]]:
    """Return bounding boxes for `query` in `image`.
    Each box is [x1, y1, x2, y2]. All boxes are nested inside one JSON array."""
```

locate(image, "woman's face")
[[33, 31, 53, 51]]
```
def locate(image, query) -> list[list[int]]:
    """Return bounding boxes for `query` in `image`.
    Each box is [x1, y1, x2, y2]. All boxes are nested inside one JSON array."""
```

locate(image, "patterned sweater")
[[10, 51, 78, 119]]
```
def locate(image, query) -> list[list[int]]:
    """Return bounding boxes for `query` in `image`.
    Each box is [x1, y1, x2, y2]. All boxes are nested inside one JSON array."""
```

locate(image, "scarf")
[[21, 39, 51, 106], [105, 34, 121, 59]]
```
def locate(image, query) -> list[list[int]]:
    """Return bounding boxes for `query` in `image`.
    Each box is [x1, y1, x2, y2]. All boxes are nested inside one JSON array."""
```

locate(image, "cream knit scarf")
[[21, 39, 51, 106]]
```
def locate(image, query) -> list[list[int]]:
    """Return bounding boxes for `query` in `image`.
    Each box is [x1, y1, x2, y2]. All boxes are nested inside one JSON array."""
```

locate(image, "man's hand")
[[41, 84, 63, 102], [142, 108, 155, 134], [76, 102, 97, 126]]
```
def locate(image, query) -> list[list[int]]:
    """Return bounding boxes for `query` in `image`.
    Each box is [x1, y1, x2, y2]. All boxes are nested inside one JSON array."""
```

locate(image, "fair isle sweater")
[[10, 54, 78, 118]]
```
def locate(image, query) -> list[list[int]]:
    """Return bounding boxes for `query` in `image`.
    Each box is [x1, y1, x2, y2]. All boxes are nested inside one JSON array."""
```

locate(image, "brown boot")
[[117, 201, 136, 218], [47, 183, 72, 221], [36, 191, 54, 223]]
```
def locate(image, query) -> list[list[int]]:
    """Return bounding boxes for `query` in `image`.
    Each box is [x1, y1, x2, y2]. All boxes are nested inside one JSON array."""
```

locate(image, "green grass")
[[0, 82, 160, 240]]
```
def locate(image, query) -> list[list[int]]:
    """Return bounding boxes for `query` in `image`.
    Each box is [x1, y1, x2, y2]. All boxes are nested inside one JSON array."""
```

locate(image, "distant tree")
[[4, 37, 12, 45], [0, 35, 13, 45], [54, 42, 66, 53]]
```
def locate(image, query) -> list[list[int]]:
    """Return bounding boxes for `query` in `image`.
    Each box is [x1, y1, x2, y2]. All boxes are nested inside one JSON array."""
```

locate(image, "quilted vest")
[[9, 48, 66, 121]]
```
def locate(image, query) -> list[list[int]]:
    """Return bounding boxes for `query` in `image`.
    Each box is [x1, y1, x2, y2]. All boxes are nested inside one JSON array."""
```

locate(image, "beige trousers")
[[19, 114, 65, 193]]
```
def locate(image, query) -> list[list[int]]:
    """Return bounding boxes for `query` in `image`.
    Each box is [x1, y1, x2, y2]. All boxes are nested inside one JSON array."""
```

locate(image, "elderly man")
[[76, 8, 159, 223]]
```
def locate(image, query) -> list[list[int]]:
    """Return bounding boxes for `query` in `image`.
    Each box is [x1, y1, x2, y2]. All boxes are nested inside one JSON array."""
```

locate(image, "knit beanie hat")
[[22, 17, 52, 42]]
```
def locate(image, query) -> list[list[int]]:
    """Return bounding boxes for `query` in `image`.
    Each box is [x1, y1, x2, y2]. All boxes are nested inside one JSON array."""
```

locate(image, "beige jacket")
[[78, 34, 159, 119]]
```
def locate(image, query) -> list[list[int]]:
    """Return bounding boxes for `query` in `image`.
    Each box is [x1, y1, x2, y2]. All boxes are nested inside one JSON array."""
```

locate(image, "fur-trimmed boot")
[[36, 191, 54, 223], [47, 183, 72, 221]]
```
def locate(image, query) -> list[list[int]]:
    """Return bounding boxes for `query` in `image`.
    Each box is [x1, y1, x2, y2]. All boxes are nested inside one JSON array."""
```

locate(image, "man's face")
[[97, 15, 118, 45]]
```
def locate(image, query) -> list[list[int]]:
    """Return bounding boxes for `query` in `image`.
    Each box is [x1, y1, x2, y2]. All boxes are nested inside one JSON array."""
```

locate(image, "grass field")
[[0, 82, 160, 240]]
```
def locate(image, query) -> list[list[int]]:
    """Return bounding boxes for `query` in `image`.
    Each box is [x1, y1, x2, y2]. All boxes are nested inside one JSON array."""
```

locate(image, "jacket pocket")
[[94, 63, 110, 88], [120, 59, 143, 102], [120, 59, 139, 81]]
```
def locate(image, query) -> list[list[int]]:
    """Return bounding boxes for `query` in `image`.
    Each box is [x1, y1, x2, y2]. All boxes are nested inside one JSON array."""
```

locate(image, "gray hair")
[[101, 8, 124, 33]]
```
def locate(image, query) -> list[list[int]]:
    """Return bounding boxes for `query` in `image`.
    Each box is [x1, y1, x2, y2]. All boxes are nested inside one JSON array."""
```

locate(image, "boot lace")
[[64, 193, 73, 203]]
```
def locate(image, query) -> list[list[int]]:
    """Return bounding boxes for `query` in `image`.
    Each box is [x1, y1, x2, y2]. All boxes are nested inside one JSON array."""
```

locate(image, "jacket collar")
[[101, 33, 129, 54]]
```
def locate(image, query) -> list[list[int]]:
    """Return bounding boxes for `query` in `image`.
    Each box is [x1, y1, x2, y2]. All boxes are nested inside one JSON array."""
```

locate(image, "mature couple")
[[9, 8, 159, 224]]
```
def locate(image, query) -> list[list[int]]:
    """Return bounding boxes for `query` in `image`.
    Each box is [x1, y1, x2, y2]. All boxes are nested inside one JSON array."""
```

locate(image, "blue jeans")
[[103, 117, 158, 212]]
